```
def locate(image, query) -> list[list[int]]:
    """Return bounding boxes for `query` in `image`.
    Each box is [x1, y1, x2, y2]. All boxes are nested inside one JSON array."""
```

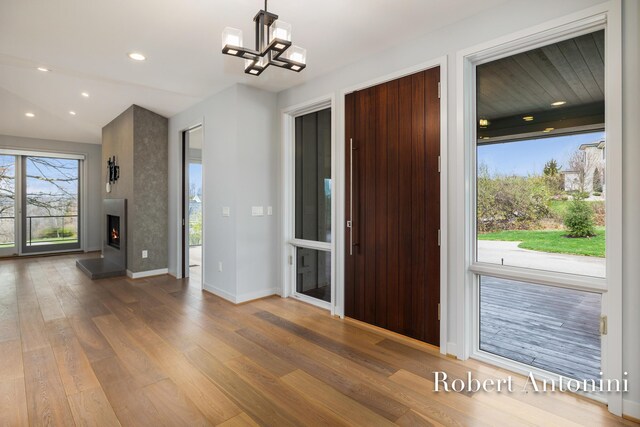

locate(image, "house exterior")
[[562, 140, 605, 194]]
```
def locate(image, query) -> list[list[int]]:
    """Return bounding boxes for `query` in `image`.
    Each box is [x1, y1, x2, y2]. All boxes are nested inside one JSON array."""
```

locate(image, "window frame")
[[456, 1, 623, 414], [282, 96, 336, 312]]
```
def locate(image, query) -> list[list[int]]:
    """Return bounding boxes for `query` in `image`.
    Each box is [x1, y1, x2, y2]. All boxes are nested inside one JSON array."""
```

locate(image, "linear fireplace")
[[76, 199, 127, 279], [107, 214, 121, 249]]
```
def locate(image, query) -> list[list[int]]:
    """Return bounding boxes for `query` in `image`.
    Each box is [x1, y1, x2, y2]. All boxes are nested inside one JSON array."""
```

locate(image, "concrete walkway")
[[477, 240, 605, 277]]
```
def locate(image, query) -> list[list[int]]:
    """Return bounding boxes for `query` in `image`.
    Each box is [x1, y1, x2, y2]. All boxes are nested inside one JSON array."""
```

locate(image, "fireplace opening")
[[107, 215, 120, 249]]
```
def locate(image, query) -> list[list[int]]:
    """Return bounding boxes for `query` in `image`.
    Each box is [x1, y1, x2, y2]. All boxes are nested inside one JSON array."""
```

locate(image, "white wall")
[[276, 0, 639, 415], [0, 134, 102, 252], [168, 84, 279, 303]]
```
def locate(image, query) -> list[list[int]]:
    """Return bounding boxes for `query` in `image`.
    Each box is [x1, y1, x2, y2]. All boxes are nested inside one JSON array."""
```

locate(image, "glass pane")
[[295, 108, 332, 243], [480, 275, 601, 381], [0, 155, 16, 249], [296, 248, 331, 303], [475, 30, 605, 278], [25, 157, 79, 248]]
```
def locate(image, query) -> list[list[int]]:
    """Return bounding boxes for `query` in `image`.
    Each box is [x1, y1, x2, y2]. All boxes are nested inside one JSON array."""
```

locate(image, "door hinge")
[[438, 303, 441, 321], [288, 255, 293, 265], [438, 81, 441, 99], [437, 229, 441, 246], [599, 315, 608, 335], [438, 155, 441, 173]]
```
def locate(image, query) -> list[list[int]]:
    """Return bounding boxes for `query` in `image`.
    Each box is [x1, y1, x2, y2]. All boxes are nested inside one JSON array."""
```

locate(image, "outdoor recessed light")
[[482, 136, 491, 140], [69, 111, 76, 116], [128, 52, 146, 61], [37, 67, 50, 72], [479, 119, 489, 127], [551, 101, 566, 106], [81, 92, 90, 98], [522, 116, 534, 121], [25, 112, 35, 118], [543, 127, 555, 133]]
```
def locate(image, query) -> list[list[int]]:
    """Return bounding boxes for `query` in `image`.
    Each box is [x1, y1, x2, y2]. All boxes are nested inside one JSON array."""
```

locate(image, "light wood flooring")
[[0, 253, 635, 426]]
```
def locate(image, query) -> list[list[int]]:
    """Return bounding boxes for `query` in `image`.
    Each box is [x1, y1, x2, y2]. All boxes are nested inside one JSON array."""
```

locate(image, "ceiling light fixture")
[[81, 92, 90, 98], [25, 112, 35, 118], [221, 0, 306, 76], [522, 115, 534, 121], [37, 67, 50, 72], [128, 52, 146, 61], [551, 101, 566, 106], [543, 127, 555, 133], [478, 118, 489, 127], [69, 111, 76, 116]]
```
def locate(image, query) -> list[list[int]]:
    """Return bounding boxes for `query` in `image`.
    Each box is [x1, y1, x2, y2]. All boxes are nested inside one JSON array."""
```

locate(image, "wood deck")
[[0, 253, 632, 426], [480, 276, 601, 380]]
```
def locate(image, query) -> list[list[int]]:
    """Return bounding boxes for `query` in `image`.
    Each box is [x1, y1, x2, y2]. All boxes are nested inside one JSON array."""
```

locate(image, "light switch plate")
[[142, 250, 148, 259], [222, 207, 230, 217], [251, 206, 264, 216], [267, 206, 273, 215]]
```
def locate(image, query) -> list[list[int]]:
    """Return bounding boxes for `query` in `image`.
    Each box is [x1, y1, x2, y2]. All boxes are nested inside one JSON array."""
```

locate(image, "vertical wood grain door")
[[345, 67, 440, 345]]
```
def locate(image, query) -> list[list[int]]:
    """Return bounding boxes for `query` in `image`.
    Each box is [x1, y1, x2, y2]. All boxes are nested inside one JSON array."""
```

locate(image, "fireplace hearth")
[[76, 199, 127, 279]]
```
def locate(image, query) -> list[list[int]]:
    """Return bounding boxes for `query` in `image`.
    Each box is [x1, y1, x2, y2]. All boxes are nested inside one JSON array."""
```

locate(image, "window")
[[23, 156, 80, 252], [472, 29, 608, 381], [289, 106, 332, 306], [0, 155, 16, 255]]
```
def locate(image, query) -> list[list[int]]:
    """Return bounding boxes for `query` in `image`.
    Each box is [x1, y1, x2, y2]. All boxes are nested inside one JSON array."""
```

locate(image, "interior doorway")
[[344, 67, 441, 345], [181, 126, 203, 285]]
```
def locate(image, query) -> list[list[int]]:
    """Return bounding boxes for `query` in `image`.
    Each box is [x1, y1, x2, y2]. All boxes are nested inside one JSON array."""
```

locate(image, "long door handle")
[[348, 138, 354, 256]]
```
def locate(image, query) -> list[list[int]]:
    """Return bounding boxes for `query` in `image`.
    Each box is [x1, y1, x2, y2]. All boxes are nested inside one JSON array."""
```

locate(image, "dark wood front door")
[[345, 67, 441, 345]]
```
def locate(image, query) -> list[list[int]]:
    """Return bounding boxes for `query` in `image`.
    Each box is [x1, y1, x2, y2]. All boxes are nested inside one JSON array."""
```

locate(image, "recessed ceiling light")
[[551, 101, 566, 106], [37, 67, 50, 72], [543, 127, 555, 133], [81, 92, 90, 98], [25, 112, 35, 118], [128, 52, 146, 61], [522, 115, 534, 121], [479, 119, 489, 127], [69, 111, 76, 116]]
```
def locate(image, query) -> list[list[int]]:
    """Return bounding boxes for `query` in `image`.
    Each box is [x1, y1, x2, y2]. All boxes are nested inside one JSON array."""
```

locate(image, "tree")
[[543, 159, 563, 194], [593, 168, 603, 193], [543, 159, 561, 176], [564, 194, 596, 237], [567, 150, 587, 192]]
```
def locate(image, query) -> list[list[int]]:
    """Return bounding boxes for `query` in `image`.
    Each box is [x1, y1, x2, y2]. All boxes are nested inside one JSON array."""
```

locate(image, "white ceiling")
[[0, 0, 507, 144]]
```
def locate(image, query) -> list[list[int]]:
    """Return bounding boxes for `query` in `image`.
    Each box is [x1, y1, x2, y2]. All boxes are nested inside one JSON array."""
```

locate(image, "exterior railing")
[[26, 215, 78, 246]]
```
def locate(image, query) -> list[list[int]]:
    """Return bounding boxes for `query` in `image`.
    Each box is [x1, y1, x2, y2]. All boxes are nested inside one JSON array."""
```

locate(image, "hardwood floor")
[[0, 253, 635, 426]]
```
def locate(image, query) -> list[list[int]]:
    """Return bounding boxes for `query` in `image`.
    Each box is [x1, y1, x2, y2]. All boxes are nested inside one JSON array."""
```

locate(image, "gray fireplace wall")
[[102, 105, 168, 274]]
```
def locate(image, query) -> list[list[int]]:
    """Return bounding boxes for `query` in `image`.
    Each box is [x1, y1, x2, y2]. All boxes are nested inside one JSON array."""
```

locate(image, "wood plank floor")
[[480, 276, 601, 380], [0, 253, 635, 426]]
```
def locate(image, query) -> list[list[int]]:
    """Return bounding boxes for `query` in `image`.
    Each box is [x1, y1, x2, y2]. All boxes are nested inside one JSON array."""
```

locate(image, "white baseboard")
[[203, 284, 237, 303], [237, 288, 278, 304], [126, 268, 168, 279], [446, 342, 458, 358], [203, 283, 277, 304], [624, 399, 640, 420]]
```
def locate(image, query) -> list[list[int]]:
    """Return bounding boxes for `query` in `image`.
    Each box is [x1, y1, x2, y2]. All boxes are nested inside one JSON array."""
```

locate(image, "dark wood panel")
[[345, 68, 441, 345], [344, 93, 356, 319]]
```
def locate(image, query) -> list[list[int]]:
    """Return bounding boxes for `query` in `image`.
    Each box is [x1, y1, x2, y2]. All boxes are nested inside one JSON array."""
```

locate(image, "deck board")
[[480, 276, 601, 380]]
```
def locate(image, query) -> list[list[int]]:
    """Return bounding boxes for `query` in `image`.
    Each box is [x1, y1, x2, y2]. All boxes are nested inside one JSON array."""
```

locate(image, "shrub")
[[592, 191, 602, 196], [564, 197, 596, 237], [477, 168, 550, 232], [37, 227, 75, 239]]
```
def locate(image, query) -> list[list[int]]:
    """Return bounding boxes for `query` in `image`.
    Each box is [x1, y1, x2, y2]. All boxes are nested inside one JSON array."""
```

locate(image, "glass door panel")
[[22, 156, 80, 253], [0, 155, 17, 256]]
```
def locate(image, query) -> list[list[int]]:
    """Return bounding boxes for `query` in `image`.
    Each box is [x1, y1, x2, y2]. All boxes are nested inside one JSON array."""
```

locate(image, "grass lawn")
[[0, 236, 77, 248], [478, 227, 605, 258]]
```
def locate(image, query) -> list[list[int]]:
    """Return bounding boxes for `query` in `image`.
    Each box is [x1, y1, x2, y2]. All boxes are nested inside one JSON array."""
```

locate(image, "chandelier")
[[221, 0, 307, 76]]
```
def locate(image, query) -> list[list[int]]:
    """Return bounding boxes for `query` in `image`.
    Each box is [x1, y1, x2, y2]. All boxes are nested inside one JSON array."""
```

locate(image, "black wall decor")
[[107, 156, 120, 184]]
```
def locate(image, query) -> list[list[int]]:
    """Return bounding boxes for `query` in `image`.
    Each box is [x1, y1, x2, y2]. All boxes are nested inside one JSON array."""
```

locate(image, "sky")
[[189, 163, 202, 197], [478, 131, 605, 176]]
